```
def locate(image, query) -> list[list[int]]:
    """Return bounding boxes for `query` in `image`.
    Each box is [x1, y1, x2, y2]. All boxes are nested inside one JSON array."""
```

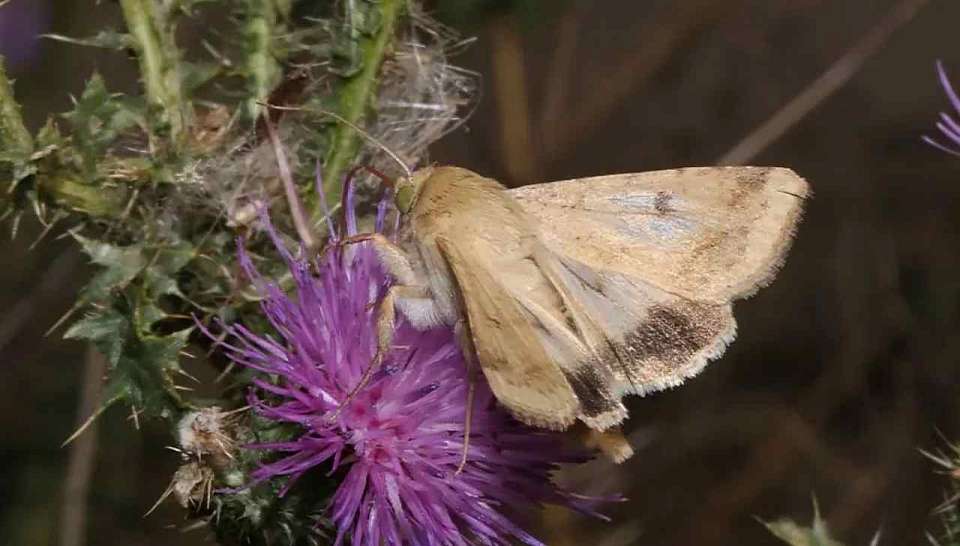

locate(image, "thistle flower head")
[[924, 61, 960, 156], [0, 0, 46, 69], [210, 181, 603, 546]]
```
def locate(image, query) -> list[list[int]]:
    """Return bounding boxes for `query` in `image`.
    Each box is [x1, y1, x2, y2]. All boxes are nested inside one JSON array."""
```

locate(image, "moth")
[[339, 165, 809, 464]]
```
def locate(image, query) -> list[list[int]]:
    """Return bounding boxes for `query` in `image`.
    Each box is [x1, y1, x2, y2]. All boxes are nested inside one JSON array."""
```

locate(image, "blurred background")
[[3, 0, 960, 544]]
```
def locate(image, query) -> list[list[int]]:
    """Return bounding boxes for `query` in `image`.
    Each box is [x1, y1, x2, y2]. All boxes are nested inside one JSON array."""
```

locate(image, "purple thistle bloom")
[[0, 0, 47, 70], [209, 183, 605, 546], [924, 61, 960, 156]]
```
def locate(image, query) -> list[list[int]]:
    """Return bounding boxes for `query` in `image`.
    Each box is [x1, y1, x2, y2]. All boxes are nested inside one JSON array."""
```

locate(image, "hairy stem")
[[243, 0, 292, 120], [0, 56, 32, 156], [319, 0, 404, 218], [118, 0, 190, 149]]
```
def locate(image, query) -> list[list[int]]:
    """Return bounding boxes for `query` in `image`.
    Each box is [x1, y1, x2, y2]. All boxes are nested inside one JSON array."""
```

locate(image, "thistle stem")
[[0, 56, 33, 156], [243, 0, 292, 120], [118, 0, 190, 149], [319, 0, 404, 219]]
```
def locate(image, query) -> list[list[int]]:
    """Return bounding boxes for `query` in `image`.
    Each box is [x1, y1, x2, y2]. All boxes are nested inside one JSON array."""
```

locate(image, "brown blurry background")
[[3, 0, 960, 544]]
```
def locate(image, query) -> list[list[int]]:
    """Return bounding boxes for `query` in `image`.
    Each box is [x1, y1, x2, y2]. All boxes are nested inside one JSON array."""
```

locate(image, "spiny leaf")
[[137, 240, 196, 328], [144, 241, 195, 297], [763, 500, 846, 546], [182, 61, 223, 95], [64, 308, 129, 365], [43, 30, 135, 51], [65, 307, 192, 421], [153, 239, 196, 274], [0, 56, 33, 195], [63, 75, 145, 179], [74, 235, 147, 303], [34, 117, 67, 150], [102, 328, 192, 421]]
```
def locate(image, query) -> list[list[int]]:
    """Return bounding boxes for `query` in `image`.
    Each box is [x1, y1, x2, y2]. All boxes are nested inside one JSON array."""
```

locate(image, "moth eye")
[[395, 183, 416, 213]]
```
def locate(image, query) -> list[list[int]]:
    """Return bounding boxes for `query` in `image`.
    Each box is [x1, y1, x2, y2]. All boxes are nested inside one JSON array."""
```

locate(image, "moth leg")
[[455, 319, 479, 475], [335, 232, 377, 247], [328, 285, 432, 420], [336, 232, 419, 286]]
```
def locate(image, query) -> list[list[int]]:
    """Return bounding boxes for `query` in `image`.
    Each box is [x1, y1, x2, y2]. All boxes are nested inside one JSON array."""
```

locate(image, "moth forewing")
[[508, 166, 810, 303], [434, 237, 581, 430]]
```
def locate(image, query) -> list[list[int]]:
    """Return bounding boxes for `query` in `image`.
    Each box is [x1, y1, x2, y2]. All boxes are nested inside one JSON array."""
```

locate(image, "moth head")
[[395, 167, 433, 215]]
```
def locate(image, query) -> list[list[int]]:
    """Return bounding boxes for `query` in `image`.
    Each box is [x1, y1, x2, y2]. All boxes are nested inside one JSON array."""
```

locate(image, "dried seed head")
[[177, 406, 238, 465], [145, 461, 217, 517], [172, 462, 216, 509]]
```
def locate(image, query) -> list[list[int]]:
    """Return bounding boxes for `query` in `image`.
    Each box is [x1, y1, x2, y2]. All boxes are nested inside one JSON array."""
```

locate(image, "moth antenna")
[[258, 102, 414, 179], [361, 165, 395, 188]]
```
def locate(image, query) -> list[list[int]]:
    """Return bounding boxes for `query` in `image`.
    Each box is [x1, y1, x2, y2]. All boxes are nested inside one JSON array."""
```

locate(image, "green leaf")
[[63, 75, 145, 180], [763, 500, 846, 546], [43, 30, 135, 51], [34, 117, 66, 150], [67, 306, 192, 421], [154, 239, 196, 274], [64, 308, 129, 365], [182, 61, 222, 94], [103, 328, 192, 420], [74, 235, 147, 303], [135, 302, 169, 330], [138, 240, 196, 328], [0, 57, 33, 194]]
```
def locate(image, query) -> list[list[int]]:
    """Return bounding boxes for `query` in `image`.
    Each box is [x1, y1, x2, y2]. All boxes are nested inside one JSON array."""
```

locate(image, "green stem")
[[118, 0, 190, 149], [0, 56, 33, 157], [243, 0, 292, 121], [319, 0, 404, 217]]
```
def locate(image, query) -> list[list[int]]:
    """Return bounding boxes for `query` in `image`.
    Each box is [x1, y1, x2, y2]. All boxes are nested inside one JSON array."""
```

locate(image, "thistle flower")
[[924, 61, 960, 156], [209, 182, 604, 546], [0, 0, 47, 69]]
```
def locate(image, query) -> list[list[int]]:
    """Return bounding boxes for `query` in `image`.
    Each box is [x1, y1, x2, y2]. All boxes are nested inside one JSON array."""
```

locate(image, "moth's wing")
[[434, 237, 627, 431], [509, 167, 809, 303], [543, 252, 737, 398]]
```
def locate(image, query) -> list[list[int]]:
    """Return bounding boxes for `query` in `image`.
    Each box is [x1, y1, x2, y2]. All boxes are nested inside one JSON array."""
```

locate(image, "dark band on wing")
[[562, 364, 620, 418], [623, 304, 727, 365]]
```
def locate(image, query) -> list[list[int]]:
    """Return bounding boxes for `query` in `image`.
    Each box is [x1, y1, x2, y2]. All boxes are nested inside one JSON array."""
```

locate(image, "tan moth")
[[333, 164, 809, 466]]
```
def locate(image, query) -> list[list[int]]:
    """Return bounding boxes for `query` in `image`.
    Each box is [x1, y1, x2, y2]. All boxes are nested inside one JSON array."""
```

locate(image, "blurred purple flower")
[[924, 61, 960, 156], [208, 183, 603, 546], [0, 0, 47, 70]]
